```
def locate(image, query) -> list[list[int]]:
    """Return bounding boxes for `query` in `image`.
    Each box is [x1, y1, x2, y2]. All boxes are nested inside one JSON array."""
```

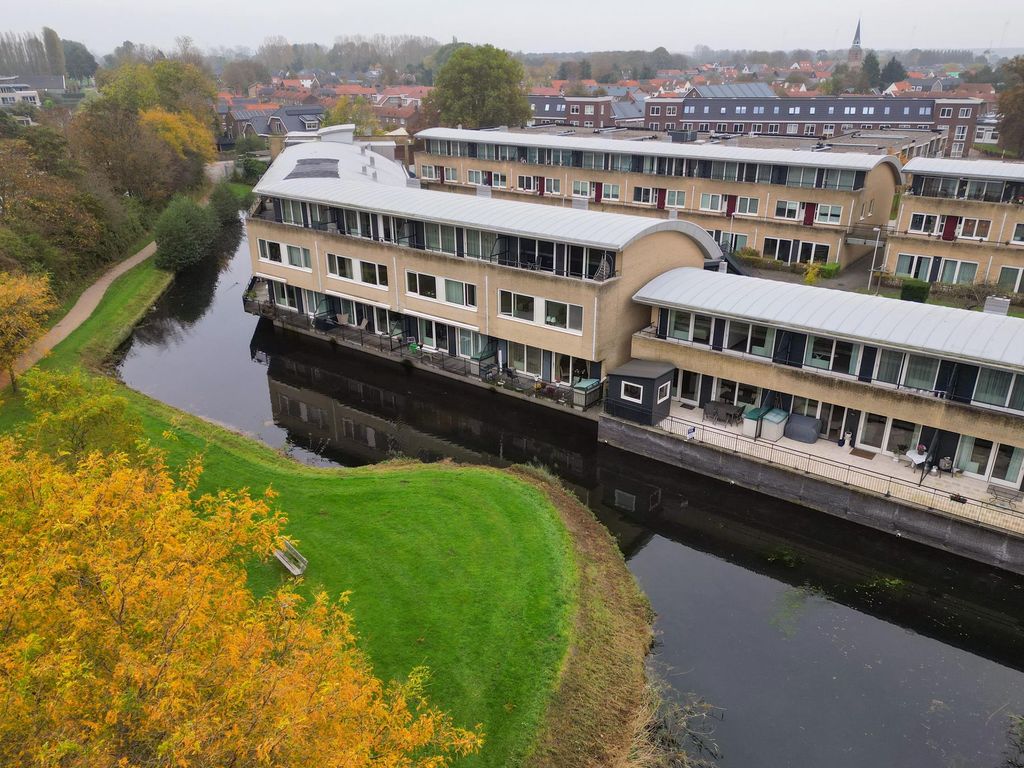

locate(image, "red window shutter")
[[485, 171, 493, 186], [726, 194, 737, 217], [802, 202, 817, 226], [594, 182, 603, 203], [656, 187, 667, 210], [941, 215, 959, 241]]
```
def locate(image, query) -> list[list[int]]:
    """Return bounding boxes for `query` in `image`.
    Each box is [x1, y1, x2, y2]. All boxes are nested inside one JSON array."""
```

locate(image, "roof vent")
[[369, 155, 375, 166], [983, 296, 1011, 316], [372, 170, 378, 181], [361, 165, 367, 174]]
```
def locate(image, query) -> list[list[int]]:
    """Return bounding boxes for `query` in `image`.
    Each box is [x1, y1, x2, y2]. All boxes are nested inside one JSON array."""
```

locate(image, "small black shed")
[[605, 359, 676, 425]]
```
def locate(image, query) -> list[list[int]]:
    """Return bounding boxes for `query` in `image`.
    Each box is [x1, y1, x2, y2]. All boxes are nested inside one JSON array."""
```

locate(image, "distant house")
[[0, 77, 40, 107], [266, 106, 326, 135], [528, 95, 567, 125], [2, 74, 65, 95]]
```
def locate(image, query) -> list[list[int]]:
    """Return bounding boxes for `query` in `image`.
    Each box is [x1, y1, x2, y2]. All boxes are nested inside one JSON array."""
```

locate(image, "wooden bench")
[[273, 539, 308, 576], [987, 484, 1023, 506]]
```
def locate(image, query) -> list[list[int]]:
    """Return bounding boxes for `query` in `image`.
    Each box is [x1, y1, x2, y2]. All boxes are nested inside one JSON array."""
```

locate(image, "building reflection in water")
[[251, 322, 1024, 672]]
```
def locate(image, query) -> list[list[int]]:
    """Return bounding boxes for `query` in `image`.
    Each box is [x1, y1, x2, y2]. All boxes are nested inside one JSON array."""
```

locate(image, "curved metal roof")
[[255, 141, 723, 257], [634, 268, 1024, 371], [903, 157, 1024, 183], [417, 127, 903, 175]]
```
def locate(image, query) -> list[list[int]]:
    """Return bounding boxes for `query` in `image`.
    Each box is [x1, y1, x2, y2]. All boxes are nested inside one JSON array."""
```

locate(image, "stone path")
[[1, 240, 157, 390]]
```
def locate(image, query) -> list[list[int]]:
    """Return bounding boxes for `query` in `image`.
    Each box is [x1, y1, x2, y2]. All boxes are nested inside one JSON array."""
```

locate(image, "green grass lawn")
[[860, 285, 1024, 318], [0, 255, 578, 767]]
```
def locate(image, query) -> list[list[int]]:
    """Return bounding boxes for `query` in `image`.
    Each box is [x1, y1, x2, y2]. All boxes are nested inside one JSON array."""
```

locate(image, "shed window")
[[621, 382, 644, 404]]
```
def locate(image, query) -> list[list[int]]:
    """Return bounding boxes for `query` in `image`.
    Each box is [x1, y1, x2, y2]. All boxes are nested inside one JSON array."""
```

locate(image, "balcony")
[[641, 400, 1024, 537]]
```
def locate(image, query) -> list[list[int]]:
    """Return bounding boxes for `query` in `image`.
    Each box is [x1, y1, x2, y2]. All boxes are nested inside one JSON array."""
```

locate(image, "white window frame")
[[736, 196, 759, 216], [699, 192, 723, 212], [621, 381, 644, 404], [657, 381, 671, 403]]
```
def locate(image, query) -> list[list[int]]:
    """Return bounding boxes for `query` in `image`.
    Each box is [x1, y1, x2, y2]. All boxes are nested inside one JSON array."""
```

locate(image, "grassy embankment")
[[0, 245, 652, 766]]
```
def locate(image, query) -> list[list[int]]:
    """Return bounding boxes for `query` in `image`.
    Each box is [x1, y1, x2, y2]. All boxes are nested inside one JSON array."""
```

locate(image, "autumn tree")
[[222, 58, 271, 93], [0, 438, 482, 766], [22, 369, 143, 464], [71, 98, 179, 201], [432, 44, 531, 128], [998, 56, 1024, 156], [323, 96, 380, 135], [140, 107, 215, 188], [0, 273, 54, 391]]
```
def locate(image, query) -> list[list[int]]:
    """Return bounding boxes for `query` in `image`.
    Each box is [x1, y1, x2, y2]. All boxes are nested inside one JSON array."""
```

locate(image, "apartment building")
[[562, 96, 616, 129], [243, 126, 722, 390], [643, 94, 980, 158], [884, 157, 1024, 291], [415, 127, 901, 267], [622, 267, 1024, 492], [0, 80, 39, 107]]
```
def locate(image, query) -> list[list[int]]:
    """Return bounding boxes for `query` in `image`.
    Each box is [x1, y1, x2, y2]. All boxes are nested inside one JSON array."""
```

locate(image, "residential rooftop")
[[255, 134, 723, 256], [903, 157, 1024, 183], [634, 268, 1024, 371], [418, 127, 903, 174]]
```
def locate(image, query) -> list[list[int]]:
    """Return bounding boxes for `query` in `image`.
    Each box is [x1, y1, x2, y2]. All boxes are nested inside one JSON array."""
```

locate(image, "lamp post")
[[867, 226, 882, 293]]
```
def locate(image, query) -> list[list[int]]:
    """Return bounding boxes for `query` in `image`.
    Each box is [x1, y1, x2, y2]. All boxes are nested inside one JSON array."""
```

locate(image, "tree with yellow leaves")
[[0, 272, 54, 391], [324, 96, 381, 136], [0, 436, 482, 767]]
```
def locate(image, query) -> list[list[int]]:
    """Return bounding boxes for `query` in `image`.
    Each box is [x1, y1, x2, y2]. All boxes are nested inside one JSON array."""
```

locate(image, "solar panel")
[[285, 158, 339, 180]]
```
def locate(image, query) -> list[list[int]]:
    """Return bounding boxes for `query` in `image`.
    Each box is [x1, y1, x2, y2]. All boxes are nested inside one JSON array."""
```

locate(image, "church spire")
[[853, 18, 862, 47]]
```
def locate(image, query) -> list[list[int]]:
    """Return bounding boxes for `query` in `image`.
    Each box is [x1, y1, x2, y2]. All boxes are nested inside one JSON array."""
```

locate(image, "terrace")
[[652, 400, 1024, 537]]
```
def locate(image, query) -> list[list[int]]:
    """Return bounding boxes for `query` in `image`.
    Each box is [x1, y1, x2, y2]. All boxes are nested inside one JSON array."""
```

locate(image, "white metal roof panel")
[[903, 157, 1024, 183], [417, 127, 902, 173], [255, 141, 723, 255], [634, 268, 1024, 371]]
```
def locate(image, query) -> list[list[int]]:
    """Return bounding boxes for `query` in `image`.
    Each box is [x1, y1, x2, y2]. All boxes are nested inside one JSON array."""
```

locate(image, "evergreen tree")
[[433, 44, 531, 128], [862, 51, 881, 90], [880, 56, 907, 87]]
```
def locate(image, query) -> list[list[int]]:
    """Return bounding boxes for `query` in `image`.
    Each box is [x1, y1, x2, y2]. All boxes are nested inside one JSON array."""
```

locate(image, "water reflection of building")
[[253, 323, 1024, 670]]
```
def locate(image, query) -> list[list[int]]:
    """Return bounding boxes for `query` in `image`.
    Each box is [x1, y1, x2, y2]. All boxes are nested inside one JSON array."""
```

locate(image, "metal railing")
[[242, 296, 598, 410], [644, 408, 1024, 537]]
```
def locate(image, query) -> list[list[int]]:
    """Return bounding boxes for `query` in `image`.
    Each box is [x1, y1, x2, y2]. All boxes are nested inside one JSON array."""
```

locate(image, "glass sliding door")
[[955, 436, 994, 477], [991, 443, 1024, 488]]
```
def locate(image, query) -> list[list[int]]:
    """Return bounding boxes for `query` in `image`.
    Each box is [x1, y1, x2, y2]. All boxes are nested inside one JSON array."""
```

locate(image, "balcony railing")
[[242, 297, 600, 411], [607, 403, 1024, 537], [247, 214, 621, 281]]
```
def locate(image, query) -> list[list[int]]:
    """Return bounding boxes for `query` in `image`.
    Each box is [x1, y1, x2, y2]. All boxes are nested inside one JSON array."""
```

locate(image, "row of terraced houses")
[[241, 123, 1024, 559], [414, 128, 1024, 288]]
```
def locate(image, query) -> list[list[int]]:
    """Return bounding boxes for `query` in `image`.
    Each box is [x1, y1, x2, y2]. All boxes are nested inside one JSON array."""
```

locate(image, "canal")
[[115, 228, 1024, 767]]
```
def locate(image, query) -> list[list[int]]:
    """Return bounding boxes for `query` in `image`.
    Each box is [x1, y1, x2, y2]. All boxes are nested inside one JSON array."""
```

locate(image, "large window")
[[803, 335, 859, 375], [894, 253, 932, 281], [998, 266, 1023, 293], [621, 381, 644, 404], [423, 223, 457, 255], [1013, 223, 1024, 244], [858, 412, 888, 449], [280, 198, 303, 225], [725, 320, 775, 357], [458, 329, 486, 358], [326, 253, 353, 279], [875, 349, 904, 385], [444, 279, 477, 307], [699, 193, 722, 212], [973, 368, 1024, 411], [406, 271, 437, 299], [903, 355, 939, 391], [544, 300, 584, 332], [816, 205, 842, 225], [667, 310, 712, 344], [666, 190, 686, 208], [499, 290, 535, 321], [360, 261, 388, 286], [736, 196, 759, 215], [775, 200, 800, 219], [633, 187, 654, 205], [938, 259, 977, 285], [508, 342, 542, 376], [258, 239, 282, 263]]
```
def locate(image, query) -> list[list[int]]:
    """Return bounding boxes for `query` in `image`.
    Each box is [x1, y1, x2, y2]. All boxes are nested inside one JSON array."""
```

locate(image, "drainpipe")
[[591, 294, 599, 364]]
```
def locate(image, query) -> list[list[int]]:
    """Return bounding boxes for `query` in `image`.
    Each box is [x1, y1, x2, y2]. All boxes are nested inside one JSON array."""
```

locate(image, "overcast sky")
[[7, 0, 1020, 56]]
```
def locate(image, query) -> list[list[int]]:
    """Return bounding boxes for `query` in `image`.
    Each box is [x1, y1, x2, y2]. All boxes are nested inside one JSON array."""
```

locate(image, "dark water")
[[116, 229, 1024, 768]]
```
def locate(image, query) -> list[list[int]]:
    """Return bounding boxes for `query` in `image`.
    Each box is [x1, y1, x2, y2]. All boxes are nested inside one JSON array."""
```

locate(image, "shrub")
[[900, 278, 931, 303], [819, 262, 841, 279], [209, 183, 244, 228], [154, 196, 217, 272], [735, 246, 760, 260], [803, 263, 822, 285]]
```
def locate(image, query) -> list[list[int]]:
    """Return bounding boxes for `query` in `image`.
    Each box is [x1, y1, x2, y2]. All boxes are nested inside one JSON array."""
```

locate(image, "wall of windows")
[[407, 271, 478, 309], [327, 253, 387, 287], [499, 290, 583, 332]]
